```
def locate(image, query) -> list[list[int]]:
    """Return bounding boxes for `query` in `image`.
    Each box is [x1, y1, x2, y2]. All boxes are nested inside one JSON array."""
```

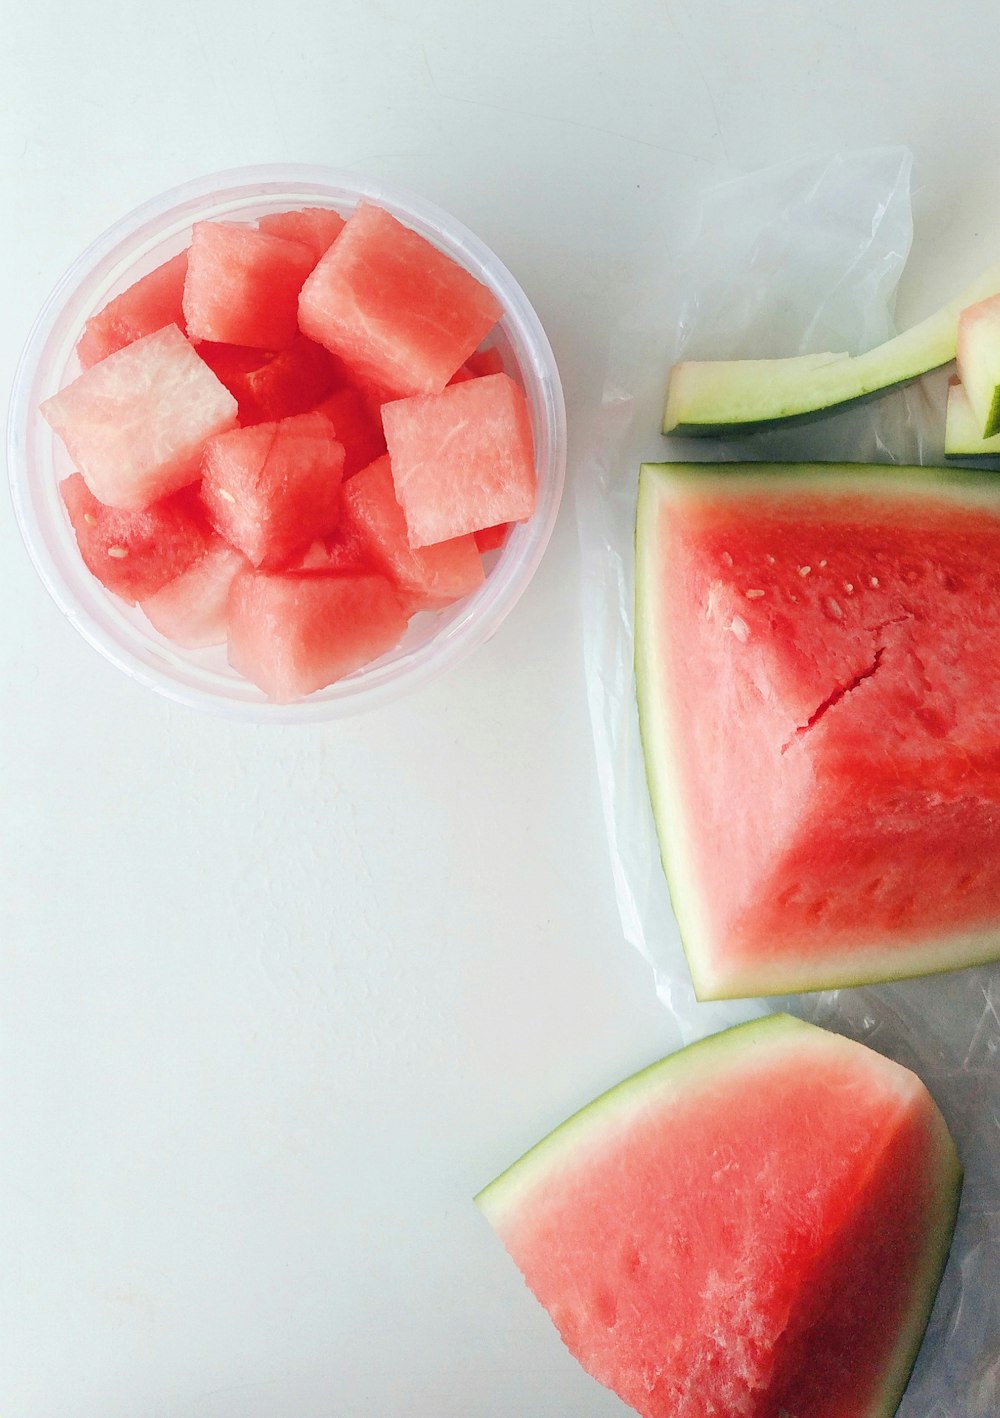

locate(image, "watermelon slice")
[[636, 461, 1000, 999], [41, 325, 238, 510], [200, 411, 345, 568], [297, 202, 503, 396], [140, 537, 248, 647], [478, 1013, 961, 1418], [257, 207, 346, 259], [341, 455, 484, 611], [183, 222, 317, 350], [60, 473, 210, 604], [382, 373, 536, 546], [75, 251, 188, 369], [228, 569, 407, 701]]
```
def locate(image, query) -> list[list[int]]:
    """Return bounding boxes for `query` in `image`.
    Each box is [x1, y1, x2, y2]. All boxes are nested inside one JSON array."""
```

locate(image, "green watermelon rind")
[[476, 1013, 962, 1418], [634, 460, 1000, 1000], [662, 258, 1000, 436]]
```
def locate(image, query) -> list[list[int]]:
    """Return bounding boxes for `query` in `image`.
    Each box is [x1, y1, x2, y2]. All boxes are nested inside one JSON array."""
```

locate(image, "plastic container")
[[7, 164, 567, 721]]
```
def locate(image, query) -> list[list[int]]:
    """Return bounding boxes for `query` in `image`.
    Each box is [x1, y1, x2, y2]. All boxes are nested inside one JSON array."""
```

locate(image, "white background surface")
[[3, 4, 1000, 1415]]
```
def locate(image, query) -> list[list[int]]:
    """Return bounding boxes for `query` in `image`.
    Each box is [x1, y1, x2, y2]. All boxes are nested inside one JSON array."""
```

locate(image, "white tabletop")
[[3, 3, 999, 1414]]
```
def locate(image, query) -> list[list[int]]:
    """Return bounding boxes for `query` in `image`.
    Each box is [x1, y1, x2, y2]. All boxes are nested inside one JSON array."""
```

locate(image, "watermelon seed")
[[798, 565, 811, 577], [729, 616, 749, 642], [83, 513, 97, 526], [218, 488, 236, 503], [106, 546, 129, 559], [844, 582, 854, 594], [721, 551, 733, 567], [744, 588, 765, 599], [819, 559, 827, 567], [765, 554, 775, 564], [870, 575, 880, 588], [825, 597, 843, 619]]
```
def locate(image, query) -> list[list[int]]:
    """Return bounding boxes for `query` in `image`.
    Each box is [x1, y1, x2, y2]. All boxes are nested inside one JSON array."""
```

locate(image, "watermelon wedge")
[[636, 461, 1000, 998], [477, 1013, 961, 1418]]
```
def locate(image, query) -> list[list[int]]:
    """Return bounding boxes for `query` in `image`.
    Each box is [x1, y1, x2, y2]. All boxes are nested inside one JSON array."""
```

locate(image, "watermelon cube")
[[228, 570, 407, 701], [183, 222, 317, 350], [315, 385, 388, 478], [257, 207, 346, 260], [298, 202, 503, 397], [140, 537, 248, 647], [342, 455, 484, 611], [449, 347, 506, 384], [41, 324, 238, 510], [200, 411, 345, 567], [382, 373, 536, 546], [198, 336, 341, 426], [76, 251, 188, 370], [474, 522, 512, 553], [61, 473, 210, 604]]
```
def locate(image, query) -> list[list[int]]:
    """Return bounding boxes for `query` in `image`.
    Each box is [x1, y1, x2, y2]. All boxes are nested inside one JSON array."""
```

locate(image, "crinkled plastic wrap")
[[577, 147, 1000, 1414]]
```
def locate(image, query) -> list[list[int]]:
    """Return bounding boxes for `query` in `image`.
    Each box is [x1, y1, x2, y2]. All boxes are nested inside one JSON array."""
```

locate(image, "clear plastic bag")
[[576, 146, 1000, 1415]]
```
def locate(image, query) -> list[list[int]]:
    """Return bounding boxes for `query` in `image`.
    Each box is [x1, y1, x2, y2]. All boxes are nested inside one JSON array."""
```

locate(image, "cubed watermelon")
[[198, 337, 341, 426], [200, 411, 345, 568], [342, 455, 484, 611], [315, 385, 388, 478], [183, 222, 317, 350], [465, 346, 506, 377], [298, 202, 503, 396], [228, 570, 407, 701], [257, 207, 346, 260], [76, 252, 188, 370], [61, 473, 209, 604], [449, 347, 507, 384], [41, 325, 238, 510], [140, 537, 248, 647], [382, 373, 536, 546], [474, 522, 512, 553]]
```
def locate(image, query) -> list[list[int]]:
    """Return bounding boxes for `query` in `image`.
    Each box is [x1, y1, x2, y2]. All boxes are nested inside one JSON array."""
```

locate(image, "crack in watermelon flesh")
[[636, 461, 1000, 997]]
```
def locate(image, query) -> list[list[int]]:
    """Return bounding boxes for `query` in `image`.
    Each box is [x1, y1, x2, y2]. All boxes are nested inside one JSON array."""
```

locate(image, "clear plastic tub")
[[7, 164, 567, 721]]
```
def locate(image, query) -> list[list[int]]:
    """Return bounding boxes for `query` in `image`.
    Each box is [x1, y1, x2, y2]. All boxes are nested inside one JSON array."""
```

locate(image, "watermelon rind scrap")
[[635, 460, 1000, 1000], [477, 1013, 962, 1418], [662, 259, 1000, 435]]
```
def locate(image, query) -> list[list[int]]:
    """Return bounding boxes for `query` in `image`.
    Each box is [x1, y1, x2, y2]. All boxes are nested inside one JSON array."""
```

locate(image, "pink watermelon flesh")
[[342, 455, 484, 611], [477, 1014, 961, 1418], [183, 222, 316, 350], [140, 537, 248, 647], [315, 385, 388, 478], [200, 411, 345, 569], [636, 462, 1000, 998], [382, 372, 536, 546], [41, 324, 238, 510], [198, 337, 341, 426], [60, 473, 210, 604], [228, 569, 407, 701], [257, 207, 346, 260], [450, 347, 507, 384], [76, 251, 188, 370], [475, 522, 512, 553], [297, 201, 503, 397]]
